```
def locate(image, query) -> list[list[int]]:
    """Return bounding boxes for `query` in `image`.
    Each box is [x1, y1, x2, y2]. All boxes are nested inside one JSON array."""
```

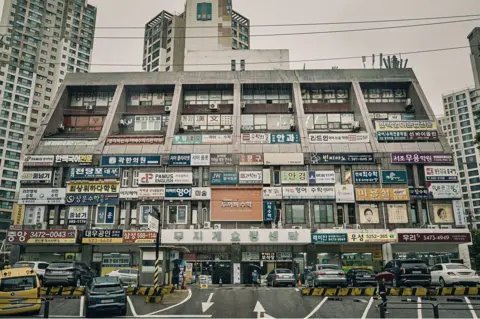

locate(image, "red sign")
[[398, 233, 471, 243], [106, 136, 165, 145], [6, 230, 78, 244], [184, 253, 197, 261], [122, 231, 157, 243], [240, 154, 264, 165]]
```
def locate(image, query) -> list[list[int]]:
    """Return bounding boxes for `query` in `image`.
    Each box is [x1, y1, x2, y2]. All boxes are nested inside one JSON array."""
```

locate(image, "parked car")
[[430, 263, 479, 287], [305, 264, 347, 287], [85, 277, 127, 318], [106, 268, 139, 287], [13, 261, 49, 281], [346, 268, 377, 286], [384, 259, 431, 287], [0, 266, 41, 316], [43, 261, 94, 287], [266, 268, 296, 287]]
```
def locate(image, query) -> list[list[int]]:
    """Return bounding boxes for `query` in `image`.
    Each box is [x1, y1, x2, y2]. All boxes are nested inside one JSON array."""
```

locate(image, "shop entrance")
[[241, 262, 261, 285]]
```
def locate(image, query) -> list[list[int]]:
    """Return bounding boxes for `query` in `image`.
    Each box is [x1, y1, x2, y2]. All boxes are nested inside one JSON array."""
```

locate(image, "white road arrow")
[[254, 301, 275, 318], [201, 293, 214, 313]]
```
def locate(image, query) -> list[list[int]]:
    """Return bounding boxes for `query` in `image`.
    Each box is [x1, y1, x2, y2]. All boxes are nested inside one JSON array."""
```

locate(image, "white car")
[[430, 263, 479, 287], [13, 261, 50, 280], [106, 268, 139, 286]]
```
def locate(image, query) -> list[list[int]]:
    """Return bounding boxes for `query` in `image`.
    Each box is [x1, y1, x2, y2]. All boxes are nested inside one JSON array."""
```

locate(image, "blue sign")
[[101, 155, 161, 167], [168, 154, 191, 166], [263, 201, 276, 222], [210, 172, 238, 185], [64, 194, 119, 206], [409, 187, 428, 199], [165, 187, 192, 199], [68, 167, 120, 179], [311, 233, 348, 243], [270, 133, 300, 144], [353, 171, 379, 183], [381, 170, 408, 184]]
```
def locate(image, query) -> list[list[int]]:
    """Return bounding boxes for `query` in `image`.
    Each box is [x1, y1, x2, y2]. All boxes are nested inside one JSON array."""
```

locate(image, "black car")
[[85, 277, 127, 318], [384, 259, 431, 287], [43, 261, 94, 287], [346, 268, 376, 286]]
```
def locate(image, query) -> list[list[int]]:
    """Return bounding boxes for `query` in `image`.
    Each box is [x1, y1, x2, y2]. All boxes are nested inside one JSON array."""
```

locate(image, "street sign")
[[148, 214, 159, 233]]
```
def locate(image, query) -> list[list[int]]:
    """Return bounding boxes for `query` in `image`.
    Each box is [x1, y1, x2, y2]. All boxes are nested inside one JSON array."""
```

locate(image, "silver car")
[[266, 268, 296, 287], [305, 264, 347, 287]]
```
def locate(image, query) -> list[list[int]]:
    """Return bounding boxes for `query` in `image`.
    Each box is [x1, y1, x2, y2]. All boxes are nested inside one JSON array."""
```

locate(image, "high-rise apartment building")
[[0, 0, 96, 239], [468, 27, 480, 88]]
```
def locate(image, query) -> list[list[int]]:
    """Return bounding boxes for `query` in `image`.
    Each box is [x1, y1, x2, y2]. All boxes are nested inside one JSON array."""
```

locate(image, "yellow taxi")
[[0, 266, 41, 316]]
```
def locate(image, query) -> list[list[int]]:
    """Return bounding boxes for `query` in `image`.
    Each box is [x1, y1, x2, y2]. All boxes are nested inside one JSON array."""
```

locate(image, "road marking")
[[361, 297, 373, 319], [465, 297, 478, 319], [79, 296, 84, 317], [144, 288, 192, 316], [254, 301, 266, 319], [127, 296, 138, 317], [202, 292, 214, 313], [417, 297, 422, 319], [119, 317, 211, 318], [304, 297, 328, 319]]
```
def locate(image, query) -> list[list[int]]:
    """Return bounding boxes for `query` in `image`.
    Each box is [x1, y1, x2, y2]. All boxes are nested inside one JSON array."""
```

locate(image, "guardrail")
[[40, 285, 174, 296], [378, 301, 480, 318], [301, 286, 480, 297]]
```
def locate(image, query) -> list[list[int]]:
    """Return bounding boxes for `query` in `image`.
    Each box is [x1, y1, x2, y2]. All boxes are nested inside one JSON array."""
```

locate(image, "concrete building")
[[0, 0, 97, 240], [11, 69, 471, 285], [468, 27, 480, 88]]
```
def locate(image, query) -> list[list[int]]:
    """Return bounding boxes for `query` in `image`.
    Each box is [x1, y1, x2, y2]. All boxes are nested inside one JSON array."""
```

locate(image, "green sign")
[[381, 170, 408, 184], [210, 172, 238, 185]]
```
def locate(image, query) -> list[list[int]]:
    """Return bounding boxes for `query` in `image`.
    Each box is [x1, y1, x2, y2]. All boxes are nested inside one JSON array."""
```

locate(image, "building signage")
[[67, 206, 88, 225], [263, 201, 276, 222], [119, 188, 138, 199], [375, 120, 437, 131], [424, 166, 458, 182], [210, 154, 233, 166], [173, 134, 232, 145], [106, 136, 165, 145], [409, 187, 428, 199], [239, 171, 263, 184], [139, 172, 193, 185], [311, 233, 348, 243], [165, 187, 192, 199], [123, 231, 157, 244], [240, 154, 264, 165], [168, 154, 210, 166], [65, 194, 119, 206], [281, 171, 308, 184], [381, 170, 408, 184], [270, 133, 300, 144], [68, 167, 120, 179], [211, 187, 263, 221], [12, 204, 25, 226], [282, 186, 335, 199], [137, 188, 165, 200], [335, 184, 355, 203], [391, 153, 454, 164], [308, 133, 370, 143], [261, 252, 276, 261], [377, 131, 439, 142], [54, 155, 93, 165], [101, 155, 161, 167], [210, 172, 238, 185], [192, 187, 211, 200], [309, 171, 336, 184], [6, 230, 78, 244], [311, 153, 375, 164], [355, 188, 410, 201], [23, 206, 45, 226], [398, 232, 471, 243], [240, 133, 270, 144], [162, 228, 311, 244], [66, 181, 120, 194], [348, 232, 397, 243], [264, 153, 304, 165], [353, 171, 379, 183], [20, 171, 52, 184], [82, 229, 123, 244], [452, 200, 466, 227], [18, 188, 66, 204], [242, 252, 260, 261], [263, 187, 283, 199], [23, 155, 54, 167], [427, 183, 461, 199]]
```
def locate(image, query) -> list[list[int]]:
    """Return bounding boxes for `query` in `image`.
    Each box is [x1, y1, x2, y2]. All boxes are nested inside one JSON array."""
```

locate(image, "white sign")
[[139, 172, 193, 185], [335, 184, 355, 203], [192, 187, 211, 200], [452, 200, 466, 227], [239, 171, 263, 184], [43, 140, 98, 146], [309, 133, 370, 143], [387, 204, 408, 223], [263, 187, 283, 199], [138, 187, 165, 200], [23, 155, 54, 167], [20, 171, 52, 183], [191, 154, 210, 166], [428, 183, 461, 199], [18, 188, 66, 204], [311, 171, 336, 184], [202, 135, 232, 144], [424, 166, 458, 181], [240, 133, 270, 144], [264, 153, 304, 165], [161, 228, 311, 244], [68, 206, 88, 223], [119, 188, 139, 199], [282, 186, 335, 199], [148, 214, 159, 232], [23, 206, 45, 225]]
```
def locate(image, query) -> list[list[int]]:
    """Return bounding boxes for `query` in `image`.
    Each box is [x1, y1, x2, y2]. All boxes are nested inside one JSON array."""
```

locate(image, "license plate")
[[101, 299, 114, 303], [52, 271, 64, 274], [282, 275, 290, 278], [412, 271, 422, 274], [363, 275, 371, 278]]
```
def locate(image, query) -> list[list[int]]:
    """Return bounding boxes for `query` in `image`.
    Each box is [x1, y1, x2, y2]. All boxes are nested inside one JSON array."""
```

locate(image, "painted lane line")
[[202, 292, 214, 313], [361, 297, 374, 319], [465, 296, 478, 319], [119, 316, 212, 318], [144, 288, 193, 316], [79, 296, 84, 317], [127, 296, 138, 317], [304, 297, 328, 319], [417, 297, 422, 319]]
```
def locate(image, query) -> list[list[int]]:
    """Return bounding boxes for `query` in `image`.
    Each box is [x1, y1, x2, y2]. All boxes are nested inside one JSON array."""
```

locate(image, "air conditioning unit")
[[213, 224, 222, 229], [202, 181, 209, 187], [203, 222, 211, 229], [405, 98, 413, 111], [68, 225, 77, 230], [209, 102, 219, 110], [189, 225, 195, 229], [288, 102, 293, 113], [179, 123, 185, 133], [351, 121, 360, 132], [440, 225, 452, 229], [333, 226, 344, 230], [289, 119, 295, 132], [57, 123, 65, 132], [352, 224, 361, 229], [427, 225, 439, 229], [85, 104, 94, 111], [241, 102, 246, 109], [35, 222, 47, 230], [165, 105, 171, 113], [292, 226, 302, 229], [192, 181, 198, 187]]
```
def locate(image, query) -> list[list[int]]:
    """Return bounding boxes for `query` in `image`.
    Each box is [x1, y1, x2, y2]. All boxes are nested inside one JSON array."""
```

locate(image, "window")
[[134, 116, 162, 131], [285, 204, 305, 223], [121, 169, 129, 187], [132, 170, 139, 187], [96, 206, 115, 224], [240, 59, 245, 71], [168, 205, 187, 224], [139, 205, 160, 225], [231, 60, 236, 71], [314, 204, 334, 223], [196, 2, 213, 21]]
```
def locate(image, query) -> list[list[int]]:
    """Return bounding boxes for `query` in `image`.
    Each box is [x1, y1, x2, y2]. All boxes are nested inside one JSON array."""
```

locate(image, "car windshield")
[[13, 263, 34, 268], [446, 264, 469, 270], [276, 269, 292, 274], [49, 262, 73, 268], [356, 269, 374, 273], [0, 276, 37, 292], [131, 269, 138, 275], [92, 284, 123, 293], [319, 265, 340, 270]]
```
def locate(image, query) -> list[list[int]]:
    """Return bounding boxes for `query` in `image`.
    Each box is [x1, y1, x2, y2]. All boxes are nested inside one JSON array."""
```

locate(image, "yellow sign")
[[348, 232, 398, 243], [355, 188, 409, 201], [12, 204, 25, 226], [66, 181, 120, 194], [375, 120, 437, 131], [82, 238, 123, 244], [199, 275, 208, 288]]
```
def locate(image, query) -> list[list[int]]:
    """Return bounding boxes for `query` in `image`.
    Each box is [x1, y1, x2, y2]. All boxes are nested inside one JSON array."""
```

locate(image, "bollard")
[[379, 302, 385, 319], [433, 305, 439, 319], [44, 300, 50, 318]]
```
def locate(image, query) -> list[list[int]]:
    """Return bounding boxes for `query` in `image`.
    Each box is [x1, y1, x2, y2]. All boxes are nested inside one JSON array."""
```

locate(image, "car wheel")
[[439, 277, 446, 288]]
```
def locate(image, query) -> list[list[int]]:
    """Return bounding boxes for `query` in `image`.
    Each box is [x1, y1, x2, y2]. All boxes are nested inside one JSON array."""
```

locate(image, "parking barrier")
[[378, 301, 480, 318], [40, 285, 174, 296], [301, 286, 480, 297]]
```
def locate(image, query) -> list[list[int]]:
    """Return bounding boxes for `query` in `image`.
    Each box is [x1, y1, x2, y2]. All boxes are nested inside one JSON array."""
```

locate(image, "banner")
[[433, 204, 454, 223], [348, 232, 397, 243], [353, 171, 379, 183], [210, 187, 263, 221], [240, 133, 300, 144], [66, 181, 120, 194], [355, 188, 410, 201], [391, 153, 453, 164], [240, 154, 263, 165], [210, 172, 238, 185], [428, 183, 461, 199], [335, 184, 355, 203], [82, 229, 123, 244], [137, 188, 165, 200], [139, 172, 193, 185], [264, 153, 304, 165], [23, 155, 54, 167], [7, 230, 78, 244], [18, 188, 66, 204], [238, 171, 263, 184], [12, 204, 25, 226], [270, 133, 300, 144], [106, 136, 164, 145], [308, 133, 369, 143], [168, 154, 210, 166], [67, 206, 88, 225], [375, 120, 437, 131], [409, 187, 428, 199], [424, 166, 458, 182], [263, 201, 276, 222], [119, 188, 138, 199], [387, 204, 408, 223], [309, 171, 336, 184], [20, 171, 52, 184], [165, 187, 192, 199], [399, 232, 471, 243], [23, 206, 45, 226], [311, 233, 348, 243], [263, 187, 283, 199], [311, 153, 375, 164], [123, 231, 157, 244], [173, 134, 232, 145], [54, 155, 93, 165], [359, 205, 380, 224], [65, 194, 119, 206], [282, 186, 335, 199], [210, 154, 233, 166], [452, 200, 466, 227], [101, 155, 161, 167], [281, 171, 308, 184], [192, 187, 211, 200], [68, 167, 120, 179], [377, 131, 439, 142], [381, 170, 408, 184]]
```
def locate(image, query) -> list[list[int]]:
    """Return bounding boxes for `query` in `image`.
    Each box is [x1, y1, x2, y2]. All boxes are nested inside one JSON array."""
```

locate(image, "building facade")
[[468, 27, 480, 88], [0, 0, 97, 239], [10, 69, 471, 285]]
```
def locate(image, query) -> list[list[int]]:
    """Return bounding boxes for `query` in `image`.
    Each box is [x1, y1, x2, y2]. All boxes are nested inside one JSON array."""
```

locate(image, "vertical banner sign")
[[12, 204, 25, 226], [263, 201, 276, 222]]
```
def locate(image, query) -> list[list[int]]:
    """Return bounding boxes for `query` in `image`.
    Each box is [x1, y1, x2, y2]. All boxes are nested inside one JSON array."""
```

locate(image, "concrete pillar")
[[10, 245, 22, 264], [81, 245, 93, 266], [306, 245, 317, 267], [291, 81, 310, 153], [382, 243, 393, 264], [233, 82, 242, 153], [164, 83, 184, 152]]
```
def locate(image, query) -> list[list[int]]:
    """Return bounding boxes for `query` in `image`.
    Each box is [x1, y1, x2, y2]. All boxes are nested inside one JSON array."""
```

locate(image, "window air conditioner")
[[165, 105, 171, 112], [202, 181, 209, 187], [405, 98, 413, 112], [214, 224, 222, 229], [241, 102, 246, 108], [292, 226, 302, 229], [440, 225, 452, 229], [427, 225, 439, 229], [288, 102, 293, 113], [67, 225, 77, 230], [351, 121, 360, 132], [203, 222, 211, 229], [333, 226, 344, 230], [209, 102, 219, 110], [36, 222, 47, 230], [85, 104, 94, 111]]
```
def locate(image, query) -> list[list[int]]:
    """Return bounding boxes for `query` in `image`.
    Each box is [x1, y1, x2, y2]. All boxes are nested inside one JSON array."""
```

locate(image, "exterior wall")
[[468, 28, 480, 88]]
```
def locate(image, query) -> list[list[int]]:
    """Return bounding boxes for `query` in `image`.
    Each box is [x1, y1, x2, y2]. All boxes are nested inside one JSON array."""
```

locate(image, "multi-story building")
[[468, 27, 480, 88], [11, 69, 471, 285], [0, 0, 97, 240]]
